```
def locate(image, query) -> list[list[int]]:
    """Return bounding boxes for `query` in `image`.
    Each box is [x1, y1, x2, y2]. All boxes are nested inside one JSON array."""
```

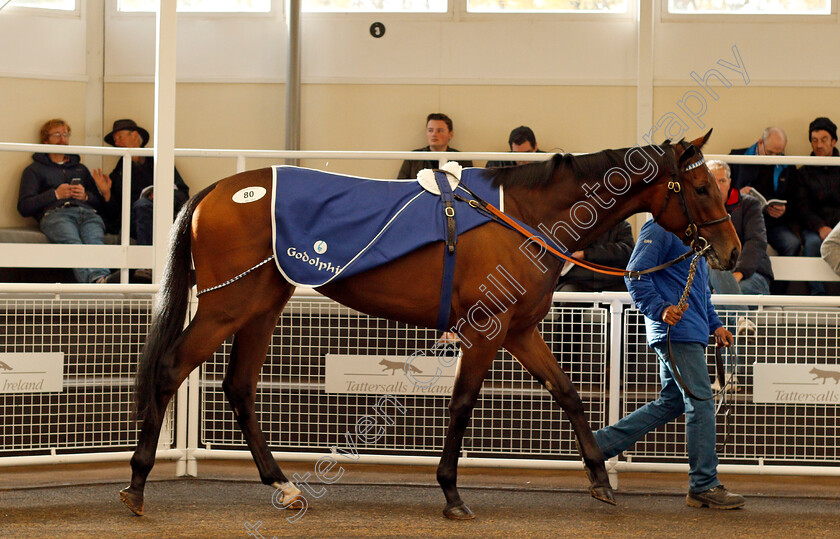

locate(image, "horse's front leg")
[[436, 336, 499, 520], [503, 326, 615, 505]]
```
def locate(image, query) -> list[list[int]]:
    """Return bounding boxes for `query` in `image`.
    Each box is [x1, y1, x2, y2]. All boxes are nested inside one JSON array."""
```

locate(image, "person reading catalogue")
[[729, 127, 798, 256]]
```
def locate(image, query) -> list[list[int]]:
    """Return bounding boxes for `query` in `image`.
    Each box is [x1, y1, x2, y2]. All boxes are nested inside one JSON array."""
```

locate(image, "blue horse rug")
[[271, 164, 502, 288]]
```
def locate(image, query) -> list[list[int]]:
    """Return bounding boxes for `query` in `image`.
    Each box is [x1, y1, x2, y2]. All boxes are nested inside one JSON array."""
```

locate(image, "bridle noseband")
[[652, 154, 731, 251]]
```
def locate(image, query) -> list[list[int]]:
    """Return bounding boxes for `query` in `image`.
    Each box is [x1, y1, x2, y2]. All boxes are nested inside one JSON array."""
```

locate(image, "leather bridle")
[[651, 154, 732, 246]]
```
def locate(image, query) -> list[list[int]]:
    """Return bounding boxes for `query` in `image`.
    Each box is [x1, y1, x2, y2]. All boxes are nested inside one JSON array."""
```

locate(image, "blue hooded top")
[[624, 220, 722, 345]]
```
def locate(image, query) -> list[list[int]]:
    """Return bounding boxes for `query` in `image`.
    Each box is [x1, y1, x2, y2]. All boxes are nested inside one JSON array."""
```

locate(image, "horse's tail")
[[134, 182, 218, 423]]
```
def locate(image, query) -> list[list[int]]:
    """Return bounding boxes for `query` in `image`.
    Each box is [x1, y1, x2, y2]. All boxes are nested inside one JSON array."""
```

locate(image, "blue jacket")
[[624, 220, 722, 346]]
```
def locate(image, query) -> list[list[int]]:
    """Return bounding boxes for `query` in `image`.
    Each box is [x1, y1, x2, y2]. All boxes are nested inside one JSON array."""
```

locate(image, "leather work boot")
[[686, 485, 745, 509]]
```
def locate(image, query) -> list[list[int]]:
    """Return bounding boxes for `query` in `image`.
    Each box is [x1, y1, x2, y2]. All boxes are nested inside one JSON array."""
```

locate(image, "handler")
[[593, 219, 746, 510]]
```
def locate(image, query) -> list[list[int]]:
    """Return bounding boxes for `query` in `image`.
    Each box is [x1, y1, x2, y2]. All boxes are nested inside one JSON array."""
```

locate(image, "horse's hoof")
[[443, 502, 475, 520], [590, 485, 616, 506], [120, 486, 144, 516]]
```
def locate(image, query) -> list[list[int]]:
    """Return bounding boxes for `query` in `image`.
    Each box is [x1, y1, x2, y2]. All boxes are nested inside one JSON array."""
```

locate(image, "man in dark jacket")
[[794, 117, 840, 295], [486, 125, 544, 168], [92, 119, 189, 245], [556, 220, 634, 293], [706, 160, 773, 296], [17, 118, 112, 283], [728, 127, 799, 256], [396, 113, 473, 179]]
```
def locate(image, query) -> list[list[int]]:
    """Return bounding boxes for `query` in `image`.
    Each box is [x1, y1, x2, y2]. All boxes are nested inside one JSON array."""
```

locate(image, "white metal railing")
[[2, 289, 839, 484], [2, 145, 840, 287]]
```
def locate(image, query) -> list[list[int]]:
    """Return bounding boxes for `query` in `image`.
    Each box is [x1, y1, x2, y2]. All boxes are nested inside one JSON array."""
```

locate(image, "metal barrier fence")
[[0, 292, 177, 466], [623, 308, 840, 466], [199, 297, 608, 459], [1, 290, 838, 479]]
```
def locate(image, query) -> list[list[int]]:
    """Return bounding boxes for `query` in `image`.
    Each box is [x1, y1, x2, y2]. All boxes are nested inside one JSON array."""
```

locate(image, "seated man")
[[486, 125, 544, 168], [93, 119, 189, 246], [17, 119, 114, 284], [555, 220, 634, 293], [794, 117, 840, 295], [707, 160, 773, 297], [396, 113, 473, 179], [728, 127, 799, 256]]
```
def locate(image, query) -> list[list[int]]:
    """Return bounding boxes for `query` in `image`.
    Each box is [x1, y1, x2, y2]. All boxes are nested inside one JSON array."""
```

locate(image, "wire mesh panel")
[[623, 307, 840, 465], [200, 297, 608, 459], [0, 294, 173, 454]]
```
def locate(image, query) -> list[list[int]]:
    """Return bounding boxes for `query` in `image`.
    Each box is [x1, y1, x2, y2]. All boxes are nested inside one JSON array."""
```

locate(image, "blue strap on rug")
[[433, 170, 457, 331]]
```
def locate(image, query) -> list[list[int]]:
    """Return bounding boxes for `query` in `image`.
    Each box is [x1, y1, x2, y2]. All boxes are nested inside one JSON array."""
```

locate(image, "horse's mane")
[[486, 149, 639, 189]]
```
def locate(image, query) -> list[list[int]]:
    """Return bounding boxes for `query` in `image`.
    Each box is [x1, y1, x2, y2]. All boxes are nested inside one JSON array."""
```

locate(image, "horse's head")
[[655, 129, 741, 270]]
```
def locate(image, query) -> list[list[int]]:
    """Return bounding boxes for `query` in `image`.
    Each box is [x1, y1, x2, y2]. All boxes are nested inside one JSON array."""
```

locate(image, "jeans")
[[594, 341, 720, 493], [40, 206, 110, 283], [802, 229, 826, 295], [766, 224, 800, 256], [708, 269, 770, 301], [131, 197, 154, 246]]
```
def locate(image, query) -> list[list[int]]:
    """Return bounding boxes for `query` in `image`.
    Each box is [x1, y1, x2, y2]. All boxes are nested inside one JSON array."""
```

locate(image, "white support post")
[[186, 292, 200, 477], [84, 0, 105, 171], [153, 0, 177, 285], [635, 0, 655, 229], [155, 0, 178, 475], [118, 155, 133, 283], [607, 299, 623, 489]]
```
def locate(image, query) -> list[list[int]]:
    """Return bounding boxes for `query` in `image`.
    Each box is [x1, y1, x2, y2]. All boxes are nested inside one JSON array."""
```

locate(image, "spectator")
[[555, 220, 634, 293], [728, 127, 799, 256], [706, 160, 773, 297], [396, 113, 473, 179], [794, 117, 840, 295], [17, 119, 114, 284], [593, 219, 744, 510], [820, 221, 840, 276], [93, 119, 189, 248], [486, 125, 544, 168]]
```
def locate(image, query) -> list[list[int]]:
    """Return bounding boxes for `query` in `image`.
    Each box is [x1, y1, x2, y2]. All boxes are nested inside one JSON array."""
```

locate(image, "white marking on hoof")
[[271, 482, 303, 509]]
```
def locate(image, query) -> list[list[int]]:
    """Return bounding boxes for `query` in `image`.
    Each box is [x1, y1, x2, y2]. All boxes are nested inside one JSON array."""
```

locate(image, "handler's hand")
[[661, 304, 687, 326], [714, 326, 734, 348]]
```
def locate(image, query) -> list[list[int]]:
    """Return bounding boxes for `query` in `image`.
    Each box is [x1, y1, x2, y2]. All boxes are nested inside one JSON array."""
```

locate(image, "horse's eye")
[[696, 186, 708, 195]]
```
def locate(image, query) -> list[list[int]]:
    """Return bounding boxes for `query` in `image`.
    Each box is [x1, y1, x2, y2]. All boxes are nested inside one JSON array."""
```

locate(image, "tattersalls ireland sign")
[[0, 353, 64, 393], [753, 364, 840, 404], [325, 351, 459, 396]]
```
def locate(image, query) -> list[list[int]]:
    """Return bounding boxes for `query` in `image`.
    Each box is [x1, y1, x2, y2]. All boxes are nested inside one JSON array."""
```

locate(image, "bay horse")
[[120, 130, 740, 519]]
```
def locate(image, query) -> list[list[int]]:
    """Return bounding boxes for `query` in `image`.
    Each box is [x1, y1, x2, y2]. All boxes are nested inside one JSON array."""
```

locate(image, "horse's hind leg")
[[503, 327, 615, 505], [121, 308, 241, 515], [222, 287, 303, 507]]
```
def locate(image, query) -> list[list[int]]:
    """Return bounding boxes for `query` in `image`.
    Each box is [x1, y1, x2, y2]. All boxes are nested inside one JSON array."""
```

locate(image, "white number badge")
[[232, 186, 267, 204]]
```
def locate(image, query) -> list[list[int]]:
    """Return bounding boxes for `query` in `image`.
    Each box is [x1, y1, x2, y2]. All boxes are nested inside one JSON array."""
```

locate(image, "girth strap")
[[433, 171, 457, 331]]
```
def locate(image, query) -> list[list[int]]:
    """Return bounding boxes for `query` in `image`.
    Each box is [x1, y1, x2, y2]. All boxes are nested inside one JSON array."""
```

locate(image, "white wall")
[[1, 1, 838, 230]]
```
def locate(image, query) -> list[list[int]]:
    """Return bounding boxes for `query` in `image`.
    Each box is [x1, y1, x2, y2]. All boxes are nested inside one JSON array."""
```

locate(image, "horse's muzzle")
[[727, 246, 740, 270]]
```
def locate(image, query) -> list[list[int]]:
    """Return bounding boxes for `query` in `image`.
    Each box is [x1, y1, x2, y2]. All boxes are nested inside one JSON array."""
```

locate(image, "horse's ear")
[[689, 128, 713, 150], [678, 142, 697, 166]]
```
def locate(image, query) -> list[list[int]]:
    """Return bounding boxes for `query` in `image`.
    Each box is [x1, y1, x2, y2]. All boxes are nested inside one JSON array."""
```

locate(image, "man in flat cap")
[[794, 117, 840, 294], [92, 119, 189, 279]]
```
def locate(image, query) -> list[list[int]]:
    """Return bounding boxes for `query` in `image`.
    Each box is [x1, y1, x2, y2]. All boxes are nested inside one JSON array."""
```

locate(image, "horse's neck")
[[502, 175, 651, 253]]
